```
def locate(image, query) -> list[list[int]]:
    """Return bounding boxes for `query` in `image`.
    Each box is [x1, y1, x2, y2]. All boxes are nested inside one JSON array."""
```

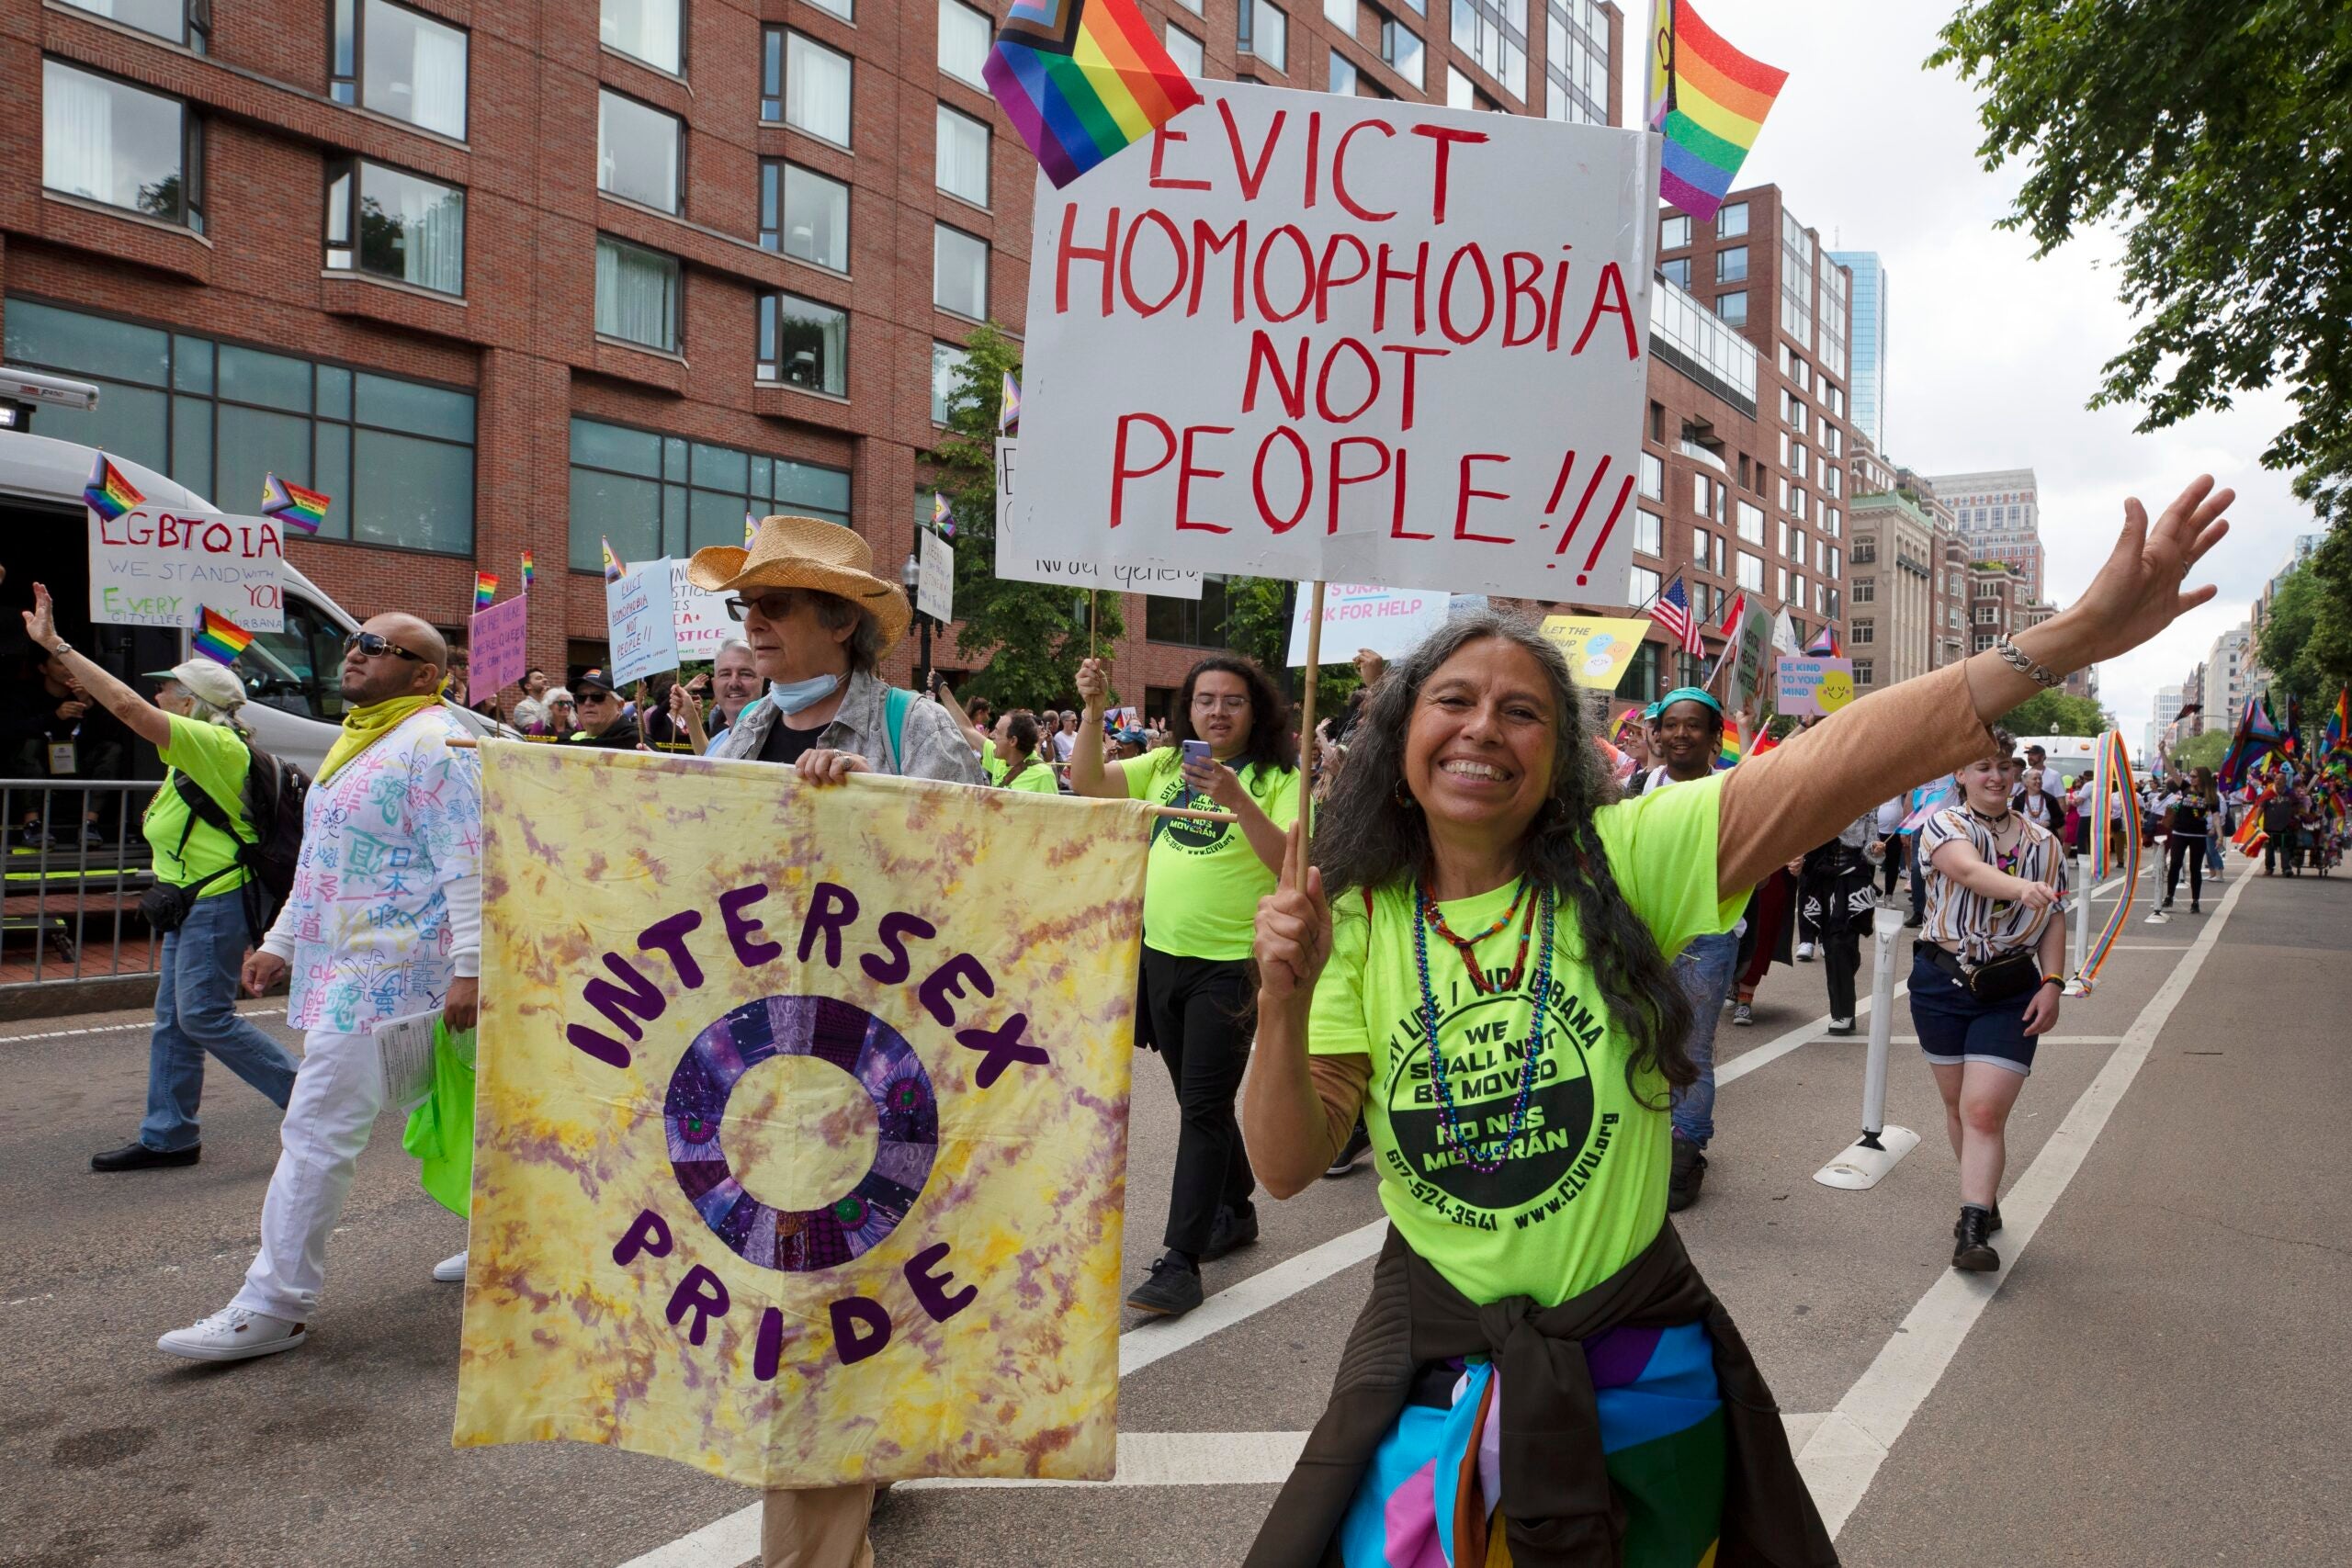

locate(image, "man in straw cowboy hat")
[[684, 514, 978, 1568]]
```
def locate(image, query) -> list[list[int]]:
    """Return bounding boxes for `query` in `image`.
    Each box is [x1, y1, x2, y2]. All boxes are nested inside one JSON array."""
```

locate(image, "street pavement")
[[1, 856, 2345, 1566]]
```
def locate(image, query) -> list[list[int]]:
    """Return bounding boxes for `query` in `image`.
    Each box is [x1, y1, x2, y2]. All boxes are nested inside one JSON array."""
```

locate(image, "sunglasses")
[[577, 690, 617, 705], [726, 590, 806, 622], [343, 631, 426, 662]]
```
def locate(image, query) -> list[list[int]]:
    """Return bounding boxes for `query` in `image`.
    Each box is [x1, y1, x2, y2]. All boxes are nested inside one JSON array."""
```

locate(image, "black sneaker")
[[1951, 1201, 2003, 1238], [1667, 1137, 1707, 1213], [91, 1141, 200, 1173], [1202, 1202, 1260, 1261], [1125, 1252, 1204, 1316], [1323, 1122, 1373, 1179], [1952, 1204, 2000, 1271]]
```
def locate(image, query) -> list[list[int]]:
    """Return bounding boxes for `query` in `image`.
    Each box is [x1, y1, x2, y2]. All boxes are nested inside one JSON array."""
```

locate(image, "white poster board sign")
[[88, 501, 287, 633], [918, 531, 955, 625], [1723, 602, 1774, 715], [606, 559, 679, 686], [1012, 80, 1654, 600], [666, 559, 734, 660], [1283, 582, 1451, 667], [993, 439, 1203, 600]]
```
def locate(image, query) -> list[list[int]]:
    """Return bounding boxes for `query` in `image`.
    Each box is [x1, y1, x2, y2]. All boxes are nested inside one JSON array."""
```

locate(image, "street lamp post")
[[901, 550, 932, 688]]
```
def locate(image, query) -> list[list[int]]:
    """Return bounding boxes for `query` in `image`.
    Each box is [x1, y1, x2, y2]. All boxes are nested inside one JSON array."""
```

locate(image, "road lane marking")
[[1794, 865, 2248, 1536], [0, 1006, 283, 1046]]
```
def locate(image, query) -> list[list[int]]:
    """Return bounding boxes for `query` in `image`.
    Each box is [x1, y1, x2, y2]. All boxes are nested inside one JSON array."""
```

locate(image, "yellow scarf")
[[318, 695, 443, 784]]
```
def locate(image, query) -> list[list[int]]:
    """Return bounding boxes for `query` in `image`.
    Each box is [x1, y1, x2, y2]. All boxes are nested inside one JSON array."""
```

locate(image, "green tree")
[[922, 324, 1124, 707], [1218, 579, 1359, 721], [1931, 5, 2352, 538], [2173, 728, 2230, 772], [1996, 688, 2108, 739], [2256, 563, 2352, 710]]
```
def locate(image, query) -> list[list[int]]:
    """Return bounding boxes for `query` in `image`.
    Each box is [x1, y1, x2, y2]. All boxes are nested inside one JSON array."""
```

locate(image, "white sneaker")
[[1796, 942, 1817, 962], [432, 1250, 468, 1282], [157, 1305, 306, 1362]]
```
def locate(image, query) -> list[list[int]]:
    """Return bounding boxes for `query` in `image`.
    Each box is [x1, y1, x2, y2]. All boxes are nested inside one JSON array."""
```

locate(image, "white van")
[[2, 430, 497, 776]]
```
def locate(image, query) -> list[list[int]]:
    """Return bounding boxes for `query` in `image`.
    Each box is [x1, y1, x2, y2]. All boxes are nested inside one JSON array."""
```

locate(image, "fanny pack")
[[1918, 941, 2043, 1004], [139, 865, 233, 934]]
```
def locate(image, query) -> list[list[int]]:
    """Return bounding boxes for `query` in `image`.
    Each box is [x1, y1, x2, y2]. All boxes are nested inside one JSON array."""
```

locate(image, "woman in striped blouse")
[[1911, 735, 2070, 1273]]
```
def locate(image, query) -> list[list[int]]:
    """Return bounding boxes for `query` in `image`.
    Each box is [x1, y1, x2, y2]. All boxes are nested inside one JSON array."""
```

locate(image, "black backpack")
[[172, 743, 310, 931]]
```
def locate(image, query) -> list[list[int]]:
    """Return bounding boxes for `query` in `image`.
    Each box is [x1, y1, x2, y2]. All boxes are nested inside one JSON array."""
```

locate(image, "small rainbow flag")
[[983, 0, 1203, 190], [192, 606, 254, 666], [84, 453, 144, 522], [931, 490, 956, 541], [745, 511, 761, 546], [260, 471, 331, 534], [1648, 0, 1789, 223], [1000, 372, 1022, 434], [1750, 719, 1781, 758], [474, 572, 500, 610], [520, 551, 536, 592], [1714, 715, 1744, 772], [1804, 624, 1842, 658], [602, 536, 624, 583]]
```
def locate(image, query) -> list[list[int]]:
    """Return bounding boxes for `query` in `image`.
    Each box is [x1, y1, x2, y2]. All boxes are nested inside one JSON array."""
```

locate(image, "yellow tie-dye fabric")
[[453, 742, 1148, 1487]]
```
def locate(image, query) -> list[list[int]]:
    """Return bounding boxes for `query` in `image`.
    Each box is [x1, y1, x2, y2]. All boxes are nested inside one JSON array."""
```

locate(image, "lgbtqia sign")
[[454, 745, 1149, 1486], [1012, 80, 1655, 601], [993, 438, 1204, 600], [87, 498, 287, 633]]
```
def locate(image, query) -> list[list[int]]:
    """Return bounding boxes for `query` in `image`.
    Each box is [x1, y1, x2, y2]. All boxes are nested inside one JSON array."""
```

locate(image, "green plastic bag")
[[401, 1020, 477, 1217]]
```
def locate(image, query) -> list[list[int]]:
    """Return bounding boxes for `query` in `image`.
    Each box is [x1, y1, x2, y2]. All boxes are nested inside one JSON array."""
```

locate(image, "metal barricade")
[[0, 779, 164, 990]]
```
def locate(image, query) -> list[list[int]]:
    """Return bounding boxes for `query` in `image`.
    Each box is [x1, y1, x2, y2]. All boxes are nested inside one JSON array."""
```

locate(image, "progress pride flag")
[[1012, 80, 1655, 601]]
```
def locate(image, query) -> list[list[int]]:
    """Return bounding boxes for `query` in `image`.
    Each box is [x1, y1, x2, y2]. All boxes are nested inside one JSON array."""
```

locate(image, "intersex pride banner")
[[455, 745, 1149, 1486], [1012, 80, 1655, 600]]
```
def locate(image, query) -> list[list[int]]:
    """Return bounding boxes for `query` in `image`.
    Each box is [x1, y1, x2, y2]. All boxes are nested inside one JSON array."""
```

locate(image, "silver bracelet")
[[1992, 637, 2064, 691]]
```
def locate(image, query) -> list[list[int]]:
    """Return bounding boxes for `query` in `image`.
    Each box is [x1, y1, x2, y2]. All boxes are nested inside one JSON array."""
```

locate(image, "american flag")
[[1652, 574, 1705, 655]]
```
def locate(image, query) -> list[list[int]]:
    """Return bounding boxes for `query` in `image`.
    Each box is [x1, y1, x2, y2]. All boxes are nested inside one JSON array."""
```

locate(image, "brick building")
[[1926, 466, 2044, 602], [2, 0, 1636, 714]]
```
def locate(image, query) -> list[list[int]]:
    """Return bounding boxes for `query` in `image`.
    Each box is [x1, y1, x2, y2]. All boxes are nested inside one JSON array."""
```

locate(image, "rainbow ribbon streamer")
[[2078, 730, 2138, 986], [1647, 0, 1789, 223], [983, 0, 1204, 189], [520, 551, 536, 592], [474, 572, 500, 611], [84, 453, 145, 522], [260, 471, 332, 534], [192, 606, 254, 666]]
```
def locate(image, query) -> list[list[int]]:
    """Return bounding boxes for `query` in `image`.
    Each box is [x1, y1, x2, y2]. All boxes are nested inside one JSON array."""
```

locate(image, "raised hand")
[[2066, 477, 2233, 664], [1255, 823, 1331, 1007]]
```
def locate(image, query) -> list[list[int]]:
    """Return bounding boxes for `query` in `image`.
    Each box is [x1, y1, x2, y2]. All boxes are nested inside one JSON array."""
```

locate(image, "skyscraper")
[[1827, 251, 1885, 453]]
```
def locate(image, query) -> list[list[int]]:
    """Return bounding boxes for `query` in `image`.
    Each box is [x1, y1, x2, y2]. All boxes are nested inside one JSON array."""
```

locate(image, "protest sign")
[[917, 530, 955, 624], [1283, 582, 1451, 667], [87, 499, 286, 633], [993, 439, 1203, 600], [1777, 656, 1857, 717], [455, 745, 1148, 1486], [1012, 81, 1654, 600], [668, 559, 735, 661], [1723, 601, 1773, 713], [606, 560, 679, 686], [1537, 615, 1652, 692], [467, 594, 530, 705]]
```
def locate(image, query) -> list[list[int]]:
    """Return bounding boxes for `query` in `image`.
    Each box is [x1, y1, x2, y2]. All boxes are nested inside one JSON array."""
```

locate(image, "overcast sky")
[[1637, 0, 2324, 746]]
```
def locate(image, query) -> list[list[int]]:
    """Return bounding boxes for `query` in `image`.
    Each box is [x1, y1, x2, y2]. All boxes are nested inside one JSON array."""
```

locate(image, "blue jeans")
[[2204, 830, 2225, 874], [1670, 931, 1741, 1148], [140, 886, 299, 1152]]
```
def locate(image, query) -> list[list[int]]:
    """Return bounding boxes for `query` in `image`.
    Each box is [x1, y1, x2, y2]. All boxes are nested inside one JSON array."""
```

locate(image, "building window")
[[598, 90, 682, 214], [1544, 0, 1610, 125], [1381, 17, 1425, 88], [1445, 64, 1476, 108], [1629, 565, 1661, 607], [760, 162, 848, 271], [936, 105, 990, 208], [1166, 26, 1204, 76], [1776, 566, 1787, 600], [933, 340, 972, 424], [1626, 638, 1660, 703], [594, 235, 680, 353], [59, 0, 208, 50], [1714, 290, 1747, 327], [804, 0, 854, 19], [1148, 575, 1234, 647], [1634, 509, 1662, 557], [939, 0, 992, 87], [5, 298, 477, 552], [1854, 660, 1873, 686], [1716, 246, 1747, 283], [324, 158, 464, 294], [1717, 201, 1747, 238], [569, 416, 848, 572], [331, 0, 469, 140], [601, 0, 684, 74], [1851, 619, 1874, 645], [1736, 552, 1763, 592], [1690, 525, 1709, 562], [1451, 0, 1528, 100], [1691, 472, 1715, 519], [1661, 257, 1690, 289], [1735, 500, 1764, 545], [933, 224, 989, 320], [1823, 466, 1843, 499], [1241, 0, 1289, 73], [41, 61, 205, 233], [756, 294, 848, 397], [765, 28, 852, 144], [1851, 538, 1876, 564], [1639, 451, 1664, 501], [1329, 49, 1359, 95], [1661, 213, 1690, 251]]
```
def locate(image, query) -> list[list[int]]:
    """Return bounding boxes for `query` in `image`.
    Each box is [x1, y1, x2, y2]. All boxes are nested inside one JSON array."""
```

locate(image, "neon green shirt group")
[[1002, 759, 1060, 795], [1307, 773, 1747, 1306], [141, 714, 255, 893], [1124, 745, 1301, 962]]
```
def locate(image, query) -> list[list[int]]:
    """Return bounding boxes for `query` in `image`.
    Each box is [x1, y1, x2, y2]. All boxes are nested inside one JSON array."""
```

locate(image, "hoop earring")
[[1394, 779, 1419, 810]]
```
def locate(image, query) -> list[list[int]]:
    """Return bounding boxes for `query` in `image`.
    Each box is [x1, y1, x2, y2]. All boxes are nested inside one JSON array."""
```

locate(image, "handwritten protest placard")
[[87, 500, 286, 633], [607, 560, 679, 686], [1012, 82, 1653, 600], [1283, 583, 1451, 667], [1777, 656, 1856, 716], [467, 594, 530, 705], [993, 439, 1203, 600], [918, 531, 955, 625], [1723, 601, 1773, 713], [667, 559, 735, 661], [1537, 615, 1653, 692]]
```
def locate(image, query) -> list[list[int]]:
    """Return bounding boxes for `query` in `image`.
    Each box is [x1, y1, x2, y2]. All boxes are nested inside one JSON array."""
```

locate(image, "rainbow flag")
[[2077, 729, 2138, 987], [520, 551, 536, 592], [745, 511, 761, 546], [2324, 685, 2349, 762], [1647, 0, 1789, 223], [192, 606, 254, 666], [1714, 716, 1744, 772], [931, 490, 957, 541], [475, 572, 500, 610], [260, 471, 331, 534], [602, 536, 624, 583], [1804, 624, 1841, 658], [84, 453, 144, 522], [983, 0, 1203, 190], [1000, 372, 1022, 434]]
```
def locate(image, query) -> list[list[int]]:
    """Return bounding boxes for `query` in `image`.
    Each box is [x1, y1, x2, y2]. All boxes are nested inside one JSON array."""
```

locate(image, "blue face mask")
[[767, 672, 842, 715]]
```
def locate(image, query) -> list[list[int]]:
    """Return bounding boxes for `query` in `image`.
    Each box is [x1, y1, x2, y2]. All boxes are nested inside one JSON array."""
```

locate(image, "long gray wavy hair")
[[1313, 609, 1699, 1093]]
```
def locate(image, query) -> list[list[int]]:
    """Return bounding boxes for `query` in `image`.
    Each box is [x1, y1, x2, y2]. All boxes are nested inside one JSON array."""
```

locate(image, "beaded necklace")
[[1411, 885, 1557, 1174], [1417, 877, 1536, 995]]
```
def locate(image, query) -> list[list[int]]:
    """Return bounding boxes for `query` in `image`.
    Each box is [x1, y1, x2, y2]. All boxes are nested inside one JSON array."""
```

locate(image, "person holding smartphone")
[[1069, 653, 1300, 1317]]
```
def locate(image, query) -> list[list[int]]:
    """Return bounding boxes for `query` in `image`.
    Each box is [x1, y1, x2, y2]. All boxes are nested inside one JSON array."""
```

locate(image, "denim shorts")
[[1908, 948, 2037, 1076]]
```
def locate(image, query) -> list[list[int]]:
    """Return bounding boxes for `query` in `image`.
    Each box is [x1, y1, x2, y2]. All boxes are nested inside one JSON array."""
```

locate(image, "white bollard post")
[[1814, 905, 1921, 1190], [2065, 852, 2095, 996]]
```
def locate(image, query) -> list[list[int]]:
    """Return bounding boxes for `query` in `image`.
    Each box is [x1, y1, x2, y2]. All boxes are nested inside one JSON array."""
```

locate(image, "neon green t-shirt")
[[1003, 760, 1060, 795], [983, 750, 1008, 784], [1307, 773, 1747, 1306], [1124, 746, 1301, 961], [141, 715, 255, 892]]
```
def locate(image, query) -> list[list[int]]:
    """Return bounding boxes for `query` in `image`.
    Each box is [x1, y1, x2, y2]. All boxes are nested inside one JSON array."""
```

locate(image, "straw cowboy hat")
[[686, 514, 910, 651]]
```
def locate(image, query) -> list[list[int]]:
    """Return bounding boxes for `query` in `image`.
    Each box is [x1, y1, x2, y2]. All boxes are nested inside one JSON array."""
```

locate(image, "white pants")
[[231, 1030, 383, 1322]]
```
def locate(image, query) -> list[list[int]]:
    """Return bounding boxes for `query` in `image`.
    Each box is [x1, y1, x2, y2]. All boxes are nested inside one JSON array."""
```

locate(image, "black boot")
[[1667, 1136, 1707, 1213], [91, 1141, 200, 1172], [1125, 1251, 1204, 1317], [1952, 1204, 2000, 1271], [1953, 1201, 2003, 1237]]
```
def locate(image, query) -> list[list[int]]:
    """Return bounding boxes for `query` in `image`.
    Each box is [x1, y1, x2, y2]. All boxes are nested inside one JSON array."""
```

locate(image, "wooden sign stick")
[[1292, 581, 1327, 891]]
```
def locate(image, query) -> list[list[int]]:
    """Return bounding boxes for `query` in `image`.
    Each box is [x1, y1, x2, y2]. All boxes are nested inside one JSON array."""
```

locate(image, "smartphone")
[[1182, 739, 1212, 770]]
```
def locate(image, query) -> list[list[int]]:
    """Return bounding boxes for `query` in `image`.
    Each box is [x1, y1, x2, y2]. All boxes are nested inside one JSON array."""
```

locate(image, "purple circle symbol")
[[663, 996, 939, 1272]]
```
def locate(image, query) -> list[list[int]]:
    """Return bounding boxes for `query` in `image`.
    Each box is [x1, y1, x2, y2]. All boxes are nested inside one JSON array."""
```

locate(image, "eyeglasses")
[[577, 691, 617, 705], [343, 630, 425, 662], [1192, 694, 1250, 713], [726, 590, 805, 622]]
